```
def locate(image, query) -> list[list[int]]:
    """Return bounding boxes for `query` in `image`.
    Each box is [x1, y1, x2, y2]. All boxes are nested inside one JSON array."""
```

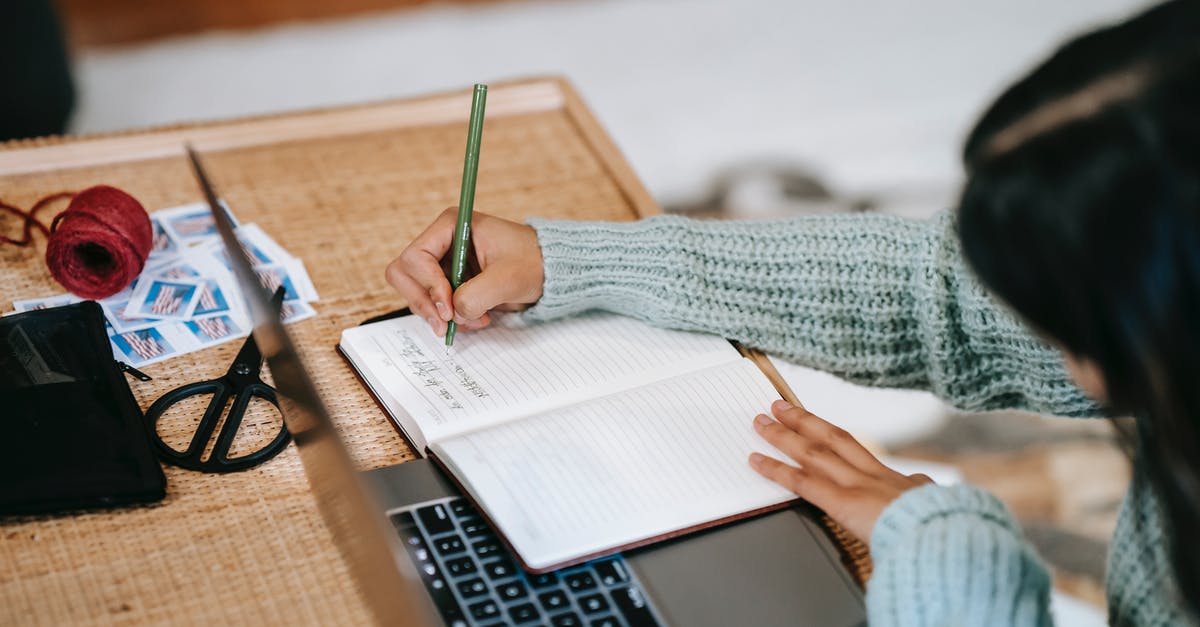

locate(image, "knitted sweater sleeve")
[[524, 210, 1100, 417], [868, 484, 1053, 626]]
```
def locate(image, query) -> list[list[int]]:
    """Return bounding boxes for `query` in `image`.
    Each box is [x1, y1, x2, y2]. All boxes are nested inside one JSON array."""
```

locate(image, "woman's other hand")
[[750, 400, 933, 543], [386, 209, 544, 336]]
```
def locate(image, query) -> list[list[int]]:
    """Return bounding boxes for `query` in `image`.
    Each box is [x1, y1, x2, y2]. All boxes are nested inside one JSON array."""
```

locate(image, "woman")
[[386, 1, 1200, 623]]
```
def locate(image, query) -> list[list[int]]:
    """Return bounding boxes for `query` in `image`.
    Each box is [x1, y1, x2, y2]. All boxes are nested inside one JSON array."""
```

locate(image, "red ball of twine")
[[44, 186, 153, 300], [2, 186, 152, 301]]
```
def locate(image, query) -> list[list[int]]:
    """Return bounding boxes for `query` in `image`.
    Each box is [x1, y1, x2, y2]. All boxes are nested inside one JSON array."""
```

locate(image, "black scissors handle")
[[145, 377, 289, 473]]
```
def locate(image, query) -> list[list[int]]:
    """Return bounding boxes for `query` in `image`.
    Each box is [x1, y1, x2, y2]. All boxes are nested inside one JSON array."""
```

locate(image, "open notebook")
[[339, 312, 797, 571]]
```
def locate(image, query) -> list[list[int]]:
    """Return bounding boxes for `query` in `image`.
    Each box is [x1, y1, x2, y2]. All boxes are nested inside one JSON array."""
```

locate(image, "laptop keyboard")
[[389, 497, 663, 627]]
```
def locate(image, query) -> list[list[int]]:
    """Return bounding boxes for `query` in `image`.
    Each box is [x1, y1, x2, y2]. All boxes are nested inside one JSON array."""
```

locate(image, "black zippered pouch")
[[0, 301, 165, 515]]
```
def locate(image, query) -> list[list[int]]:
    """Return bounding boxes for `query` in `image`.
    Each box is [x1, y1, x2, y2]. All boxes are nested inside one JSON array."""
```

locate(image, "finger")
[[398, 247, 454, 313], [430, 289, 453, 323], [453, 267, 519, 322], [408, 207, 460, 259], [908, 472, 935, 485], [770, 400, 891, 476], [753, 414, 866, 487], [386, 248, 448, 313], [384, 261, 434, 317], [386, 269, 444, 336], [456, 312, 492, 331], [748, 452, 843, 508], [404, 209, 462, 313]]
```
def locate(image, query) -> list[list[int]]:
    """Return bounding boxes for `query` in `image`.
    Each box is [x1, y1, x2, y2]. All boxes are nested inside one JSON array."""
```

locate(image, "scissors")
[[144, 288, 292, 473]]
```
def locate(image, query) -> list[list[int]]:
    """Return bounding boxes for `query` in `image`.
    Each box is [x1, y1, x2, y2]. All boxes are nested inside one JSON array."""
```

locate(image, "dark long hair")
[[957, 0, 1200, 616]]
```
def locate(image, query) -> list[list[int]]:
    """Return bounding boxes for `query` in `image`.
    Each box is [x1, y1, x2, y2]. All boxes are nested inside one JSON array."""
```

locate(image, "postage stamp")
[[234, 223, 291, 266], [182, 314, 244, 346], [278, 300, 317, 324], [151, 257, 204, 281], [155, 201, 239, 247], [254, 264, 304, 302], [110, 327, 177, 366], [100, 297, 160, 333], [147, 217, 180, 261], [192, 277, 233, 317], [11, 294, 81, 313], [124, 278, 202, 320]]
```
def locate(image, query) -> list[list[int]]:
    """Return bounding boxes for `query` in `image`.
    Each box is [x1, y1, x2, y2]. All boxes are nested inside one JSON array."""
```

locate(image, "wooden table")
[[0, 77, 866, 626]]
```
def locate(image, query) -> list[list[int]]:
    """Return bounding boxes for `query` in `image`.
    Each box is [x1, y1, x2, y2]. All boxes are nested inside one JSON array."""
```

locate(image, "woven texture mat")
[[0, 79, 869, 626]]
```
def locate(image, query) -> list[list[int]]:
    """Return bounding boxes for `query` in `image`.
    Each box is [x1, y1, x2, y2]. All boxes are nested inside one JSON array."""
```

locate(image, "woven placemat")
[[0, 78, 869, 626]]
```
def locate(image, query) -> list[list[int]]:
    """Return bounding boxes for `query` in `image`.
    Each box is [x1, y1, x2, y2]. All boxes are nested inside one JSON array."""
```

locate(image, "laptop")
[[200, 154, 866, 627]]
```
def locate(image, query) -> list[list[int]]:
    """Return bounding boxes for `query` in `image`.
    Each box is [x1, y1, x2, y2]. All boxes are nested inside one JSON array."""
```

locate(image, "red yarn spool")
[[44, 186, 152, 300]]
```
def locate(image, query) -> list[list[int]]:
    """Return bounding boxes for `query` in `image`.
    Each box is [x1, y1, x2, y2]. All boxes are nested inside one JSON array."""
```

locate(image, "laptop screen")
[[193, 146, 435, 626]]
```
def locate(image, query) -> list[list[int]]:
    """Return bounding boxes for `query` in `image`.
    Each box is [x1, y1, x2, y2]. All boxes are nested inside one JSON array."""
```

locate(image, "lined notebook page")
[[339, 312, 741, 447], [430, 359, 797, 570]]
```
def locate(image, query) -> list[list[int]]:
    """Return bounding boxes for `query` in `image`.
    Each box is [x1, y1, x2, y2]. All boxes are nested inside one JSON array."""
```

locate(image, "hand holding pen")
[[386, 210, 544, 338]]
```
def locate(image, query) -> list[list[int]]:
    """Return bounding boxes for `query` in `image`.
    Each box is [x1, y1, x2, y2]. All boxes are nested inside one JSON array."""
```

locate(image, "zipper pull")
[[116, 360, 153, 381]]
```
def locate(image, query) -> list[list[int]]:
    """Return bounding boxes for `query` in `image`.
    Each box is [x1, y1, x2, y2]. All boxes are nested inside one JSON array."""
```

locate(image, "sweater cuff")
[[871, 484, 1020, 561], [522, 216, 683, 322]]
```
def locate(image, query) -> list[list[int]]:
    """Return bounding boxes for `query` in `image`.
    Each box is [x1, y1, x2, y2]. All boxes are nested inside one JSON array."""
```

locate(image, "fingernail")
[[773, 399, 793, 411], [749, 452, 765, 466], [435, 301, 450, 321], [754, 414, 772, 427]]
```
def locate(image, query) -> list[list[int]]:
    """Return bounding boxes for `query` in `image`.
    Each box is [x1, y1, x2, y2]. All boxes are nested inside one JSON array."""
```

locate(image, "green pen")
[[445, 83, 487, 347]]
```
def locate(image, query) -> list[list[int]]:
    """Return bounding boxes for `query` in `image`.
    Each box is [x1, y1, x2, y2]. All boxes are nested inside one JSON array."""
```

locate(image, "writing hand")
[[386, 209, 544, 336], [749, 400, 933, 543]]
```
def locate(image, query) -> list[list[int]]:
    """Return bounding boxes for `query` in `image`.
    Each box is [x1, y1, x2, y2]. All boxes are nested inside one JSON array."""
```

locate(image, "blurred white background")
[[73, 0, 1152, 214]]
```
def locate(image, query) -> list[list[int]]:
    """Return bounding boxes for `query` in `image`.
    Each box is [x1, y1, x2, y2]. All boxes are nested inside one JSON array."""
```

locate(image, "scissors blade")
[[229, 331, 265, 377], [227, 286, 286, 377]]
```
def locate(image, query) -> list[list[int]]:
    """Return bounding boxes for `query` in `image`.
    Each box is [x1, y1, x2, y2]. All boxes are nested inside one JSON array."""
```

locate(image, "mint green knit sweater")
[[523, 211, 1195, 626]]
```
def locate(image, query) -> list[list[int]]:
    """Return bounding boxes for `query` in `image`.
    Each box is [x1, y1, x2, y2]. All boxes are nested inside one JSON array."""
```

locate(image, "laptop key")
[[538, 589, 568, 611], [456, 578, 488, 599], [468, 600, 501, 621], [460, 518, 492, 538], [416, 504, 456, 536], [413, 553, 464, 625], [395, 532, 430, 564], [529, 572, 559, 588], [496, 580, 528, 602], [388, 510, 416, 529], [564, 571, 597, 592], [612, 586, 658, 627], [593, 559, 629, 586], [445, 556, 477, 577], [507, 602, 539, 624], [550, 612, 583, 627], [473, 539, 501, 559], [590, 617, 619, 627], [579, 593, 610, 614], [398, 531, 424, 549], [483, 558, 516, 580], [434, 536, 466, 556], [449, 498, 472, 518]]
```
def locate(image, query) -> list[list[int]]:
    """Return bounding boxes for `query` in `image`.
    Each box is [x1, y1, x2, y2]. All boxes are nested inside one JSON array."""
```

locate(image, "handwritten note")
[[340, 311, 742, 446]]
